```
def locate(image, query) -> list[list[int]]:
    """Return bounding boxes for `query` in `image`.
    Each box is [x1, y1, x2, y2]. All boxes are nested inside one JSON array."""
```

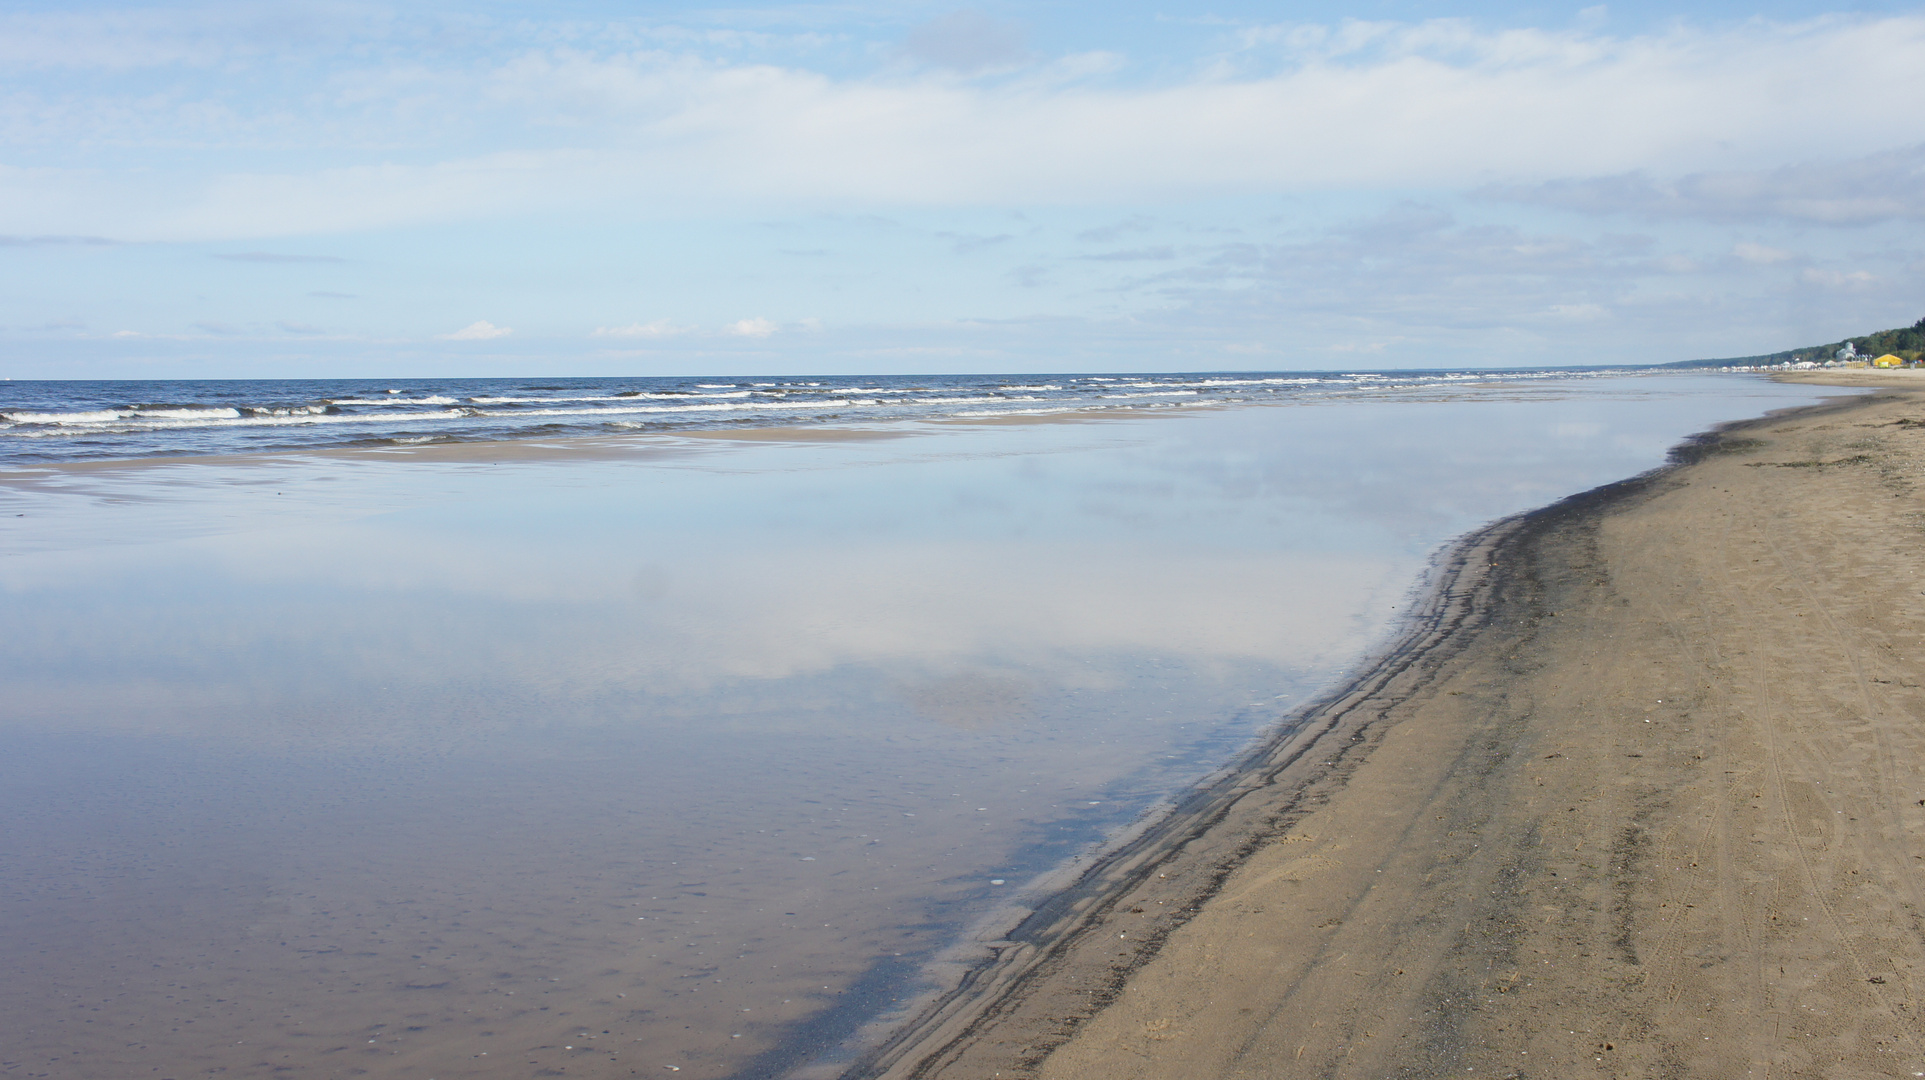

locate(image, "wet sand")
[[861, 378, 1925, 1079]]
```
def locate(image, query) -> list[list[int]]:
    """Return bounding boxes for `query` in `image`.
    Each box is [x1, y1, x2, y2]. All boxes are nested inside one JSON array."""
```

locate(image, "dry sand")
[[856, 379, 1925, 1080]]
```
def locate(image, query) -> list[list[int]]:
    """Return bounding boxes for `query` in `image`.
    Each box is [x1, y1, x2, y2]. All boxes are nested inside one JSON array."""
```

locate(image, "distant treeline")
[[1669, 316, 1925, 368]]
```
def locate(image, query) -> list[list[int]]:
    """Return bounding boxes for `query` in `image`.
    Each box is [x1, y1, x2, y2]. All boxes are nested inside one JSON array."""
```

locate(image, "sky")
[[3, 0, 1924, 377]]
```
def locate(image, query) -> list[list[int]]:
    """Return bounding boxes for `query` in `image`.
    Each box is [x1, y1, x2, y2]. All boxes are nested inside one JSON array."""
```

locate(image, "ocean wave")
[[244, 405, 333, 418], [4, 406, 245, 424], [469, 392, 750, 404], [1192, 377, 1323, 387], [3, 409, 129, 424], [325, 395, 462, 406], [948, 405, 1096, 419], [0, 395, 1040, 437], [1, 408, 470, 436], [0, 369, 1646, 463], [463, 398, 936, 420]]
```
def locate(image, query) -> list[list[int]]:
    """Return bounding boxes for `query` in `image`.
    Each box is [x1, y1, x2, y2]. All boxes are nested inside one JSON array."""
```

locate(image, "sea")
[[4, 368, 1634, 465], [0, 369, 1851, 1080]]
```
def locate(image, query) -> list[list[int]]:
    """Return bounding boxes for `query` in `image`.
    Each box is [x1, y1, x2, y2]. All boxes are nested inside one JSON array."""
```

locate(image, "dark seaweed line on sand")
[[828, 400, 1849, 1080]]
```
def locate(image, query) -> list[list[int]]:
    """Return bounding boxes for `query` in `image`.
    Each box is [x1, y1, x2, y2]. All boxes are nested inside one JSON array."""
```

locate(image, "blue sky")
[[3, 0, 1924, 377]]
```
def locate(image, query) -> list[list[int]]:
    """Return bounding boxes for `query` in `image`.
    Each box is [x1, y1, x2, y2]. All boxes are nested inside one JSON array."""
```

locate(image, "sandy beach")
[[860, 376, 1925, 1080]]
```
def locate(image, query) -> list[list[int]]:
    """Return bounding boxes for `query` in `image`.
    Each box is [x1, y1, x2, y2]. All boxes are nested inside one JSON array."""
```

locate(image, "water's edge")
[[817, 514, 1521, 1080]]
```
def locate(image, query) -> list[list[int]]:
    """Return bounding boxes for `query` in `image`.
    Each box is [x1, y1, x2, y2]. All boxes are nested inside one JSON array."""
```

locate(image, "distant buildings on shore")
[[1721, 355, 1913, 372], [1705, 317, 1925, 372]]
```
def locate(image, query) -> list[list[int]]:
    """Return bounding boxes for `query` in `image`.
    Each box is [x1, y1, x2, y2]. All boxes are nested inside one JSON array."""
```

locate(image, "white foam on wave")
[[326, 395, 461, 406], [948, 405, 1097, 419], [467, 395, 615, 405], [465, 398, 916, 420], [585, 394, 1016, 412], [466, 391, 751, 404], [1192, 377, 1322, 387], [426, 393, 1026, 424], [4, 409, 128, 424], [1098, 390, 1199, 399], [3, 406, 244, 425], [1, 408, 469, 437], [1114, 378, 1317, 390], [134, 407, 244, 420], [248, 405, 330, 417]]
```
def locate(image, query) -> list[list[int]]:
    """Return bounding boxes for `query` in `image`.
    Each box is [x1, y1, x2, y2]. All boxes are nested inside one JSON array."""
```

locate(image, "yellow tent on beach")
[[1872, 354, 1905, 368]]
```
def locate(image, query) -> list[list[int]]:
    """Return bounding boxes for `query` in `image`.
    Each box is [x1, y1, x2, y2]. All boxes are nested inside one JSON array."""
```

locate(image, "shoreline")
[[832, 482, 1538, 1079], [847, 381, 1925, 1079]]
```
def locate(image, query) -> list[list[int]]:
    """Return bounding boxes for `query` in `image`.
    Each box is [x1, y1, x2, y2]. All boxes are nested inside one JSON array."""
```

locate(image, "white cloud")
[[1483, 144, 1925, 225], [1078, 199, 1924, 365], [726, 317, 778, 337], [440, 320, 513, 340], [592, 319, 688, 338], [6, 17, 1925, 239], [1800, 268, 1876, 289], [478, 17, 1925, 204], [1733, 242, 1794, 265]]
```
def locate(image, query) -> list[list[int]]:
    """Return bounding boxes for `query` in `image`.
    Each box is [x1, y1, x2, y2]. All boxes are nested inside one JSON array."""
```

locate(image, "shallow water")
[[0, 374, 1847, 1079]]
